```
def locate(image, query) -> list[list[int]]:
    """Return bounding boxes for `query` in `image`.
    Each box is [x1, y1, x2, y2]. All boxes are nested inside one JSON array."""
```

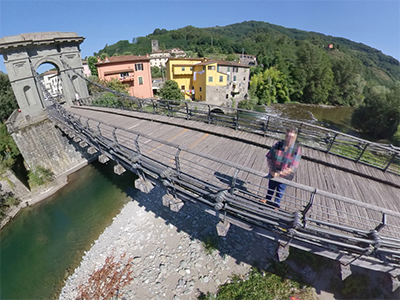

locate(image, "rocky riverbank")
[[59, 183, 281, 299]]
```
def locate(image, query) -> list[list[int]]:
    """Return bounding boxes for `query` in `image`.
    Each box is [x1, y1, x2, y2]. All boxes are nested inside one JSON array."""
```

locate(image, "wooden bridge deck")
[[66, 106, 400, 228]]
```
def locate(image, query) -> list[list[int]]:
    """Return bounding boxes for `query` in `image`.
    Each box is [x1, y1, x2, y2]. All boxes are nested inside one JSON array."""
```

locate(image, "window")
[[135, 63, 143, 71], [138, 76, 143, 85], [120, 72, 129, 77], [227, 75, 230, 82], [217, 66, 220, 72], [219, 76, 223, 82], [181, 85, 185, 90], [227, 67, 230, 72], [233, 67, 239, 72], [182, 67, 185, 71], [208, 76, 213, 82], [207, 66, 215, 70], [233, 75, 237, 81], [190, 67, 193, 71], [199, 87, 202, 92]]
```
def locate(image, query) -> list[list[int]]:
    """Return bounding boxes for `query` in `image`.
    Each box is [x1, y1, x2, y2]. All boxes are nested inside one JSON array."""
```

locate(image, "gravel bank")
[[59, 183, 277, 300]]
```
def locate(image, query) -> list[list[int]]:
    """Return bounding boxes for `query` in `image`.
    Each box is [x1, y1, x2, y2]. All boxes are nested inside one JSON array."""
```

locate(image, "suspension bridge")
[[2, 31, 400, 291], [46, 98, 400, 290]]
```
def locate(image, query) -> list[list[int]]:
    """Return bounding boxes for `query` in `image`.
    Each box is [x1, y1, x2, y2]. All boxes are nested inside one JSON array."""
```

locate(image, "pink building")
[[96, 55, 153, 98]]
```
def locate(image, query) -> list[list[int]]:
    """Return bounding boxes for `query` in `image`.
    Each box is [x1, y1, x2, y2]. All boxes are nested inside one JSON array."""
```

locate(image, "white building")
[[149, 40, 186, 68], [82, 60, 92, 77], [41, 70, 63, 96]]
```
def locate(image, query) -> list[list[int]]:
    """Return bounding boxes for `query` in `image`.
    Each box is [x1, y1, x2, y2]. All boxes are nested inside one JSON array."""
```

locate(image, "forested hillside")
[[94, 21, 399, 85]]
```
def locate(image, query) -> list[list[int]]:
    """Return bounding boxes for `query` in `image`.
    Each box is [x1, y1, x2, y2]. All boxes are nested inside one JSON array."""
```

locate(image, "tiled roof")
[[215, 60, 250, 68], [43, 70, 58, 75], [96, 55, 149, 65], [193, 60, 249, 68]]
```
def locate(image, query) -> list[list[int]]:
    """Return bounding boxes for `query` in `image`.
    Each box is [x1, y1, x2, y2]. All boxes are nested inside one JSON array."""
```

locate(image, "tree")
[[160, 80, 184, 101], [0, 72, 18, 121], [249, 67, 291, 105], [87, 77, 129, 95], [351, 83, 400, 141], [151, 66, 162, 78], [87, 56, 98, 77], [292, 41, 334, 104], [0, 122, 19, 175], [328, 56, 365, 106], [226, 54, 236, 61]]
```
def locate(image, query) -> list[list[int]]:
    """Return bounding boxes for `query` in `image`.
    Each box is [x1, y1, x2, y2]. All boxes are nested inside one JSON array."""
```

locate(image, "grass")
[[202, 235, 219, 255], [198, 267, 315, 300]]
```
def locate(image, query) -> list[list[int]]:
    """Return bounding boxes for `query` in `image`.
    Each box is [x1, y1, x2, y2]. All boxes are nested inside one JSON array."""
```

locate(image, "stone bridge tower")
[[0, 32, 89, 120]]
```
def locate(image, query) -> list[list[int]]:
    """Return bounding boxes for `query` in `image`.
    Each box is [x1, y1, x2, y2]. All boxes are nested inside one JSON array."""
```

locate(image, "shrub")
[[28, 165, 54, 188]]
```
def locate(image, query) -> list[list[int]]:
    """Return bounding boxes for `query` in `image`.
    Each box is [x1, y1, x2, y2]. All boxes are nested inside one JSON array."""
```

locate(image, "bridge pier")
[[216, 220, 230, 237], [134, 175, 154, 194], [277, 243, 290, 262], [162, 194, 184, 212], [98, 154, 110, 164], [391, 275, 400, 292], [339, 262, 352, 281], [114, 164, 126, 175], [87, 147, 97, 155]]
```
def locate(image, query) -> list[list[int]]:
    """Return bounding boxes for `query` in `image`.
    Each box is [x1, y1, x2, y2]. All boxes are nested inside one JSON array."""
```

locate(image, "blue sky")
[[0, 0, 399, 74]]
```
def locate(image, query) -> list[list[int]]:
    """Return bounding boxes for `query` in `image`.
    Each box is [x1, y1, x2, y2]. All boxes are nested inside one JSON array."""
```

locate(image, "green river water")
[[0, 103, 354, 299], [0, 161, 137, 299]]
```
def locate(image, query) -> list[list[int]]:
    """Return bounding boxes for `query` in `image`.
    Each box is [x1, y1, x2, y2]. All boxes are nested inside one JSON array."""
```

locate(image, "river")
[[0, 161, 138, 300], [256, 103, 355, 134]]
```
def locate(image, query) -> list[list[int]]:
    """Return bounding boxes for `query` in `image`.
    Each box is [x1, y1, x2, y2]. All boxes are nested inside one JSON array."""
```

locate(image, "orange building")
[[96, 55, 153, 98]]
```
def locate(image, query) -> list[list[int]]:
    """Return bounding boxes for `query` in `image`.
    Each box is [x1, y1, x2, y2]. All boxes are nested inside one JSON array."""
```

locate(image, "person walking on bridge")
[[263, 127, 301, 208]]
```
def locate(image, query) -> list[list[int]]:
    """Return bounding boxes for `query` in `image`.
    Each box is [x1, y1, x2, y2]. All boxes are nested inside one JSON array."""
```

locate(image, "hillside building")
[[96, 55, 153, 98], [149, 39, 186, 68], [166, 58, 250, 106]]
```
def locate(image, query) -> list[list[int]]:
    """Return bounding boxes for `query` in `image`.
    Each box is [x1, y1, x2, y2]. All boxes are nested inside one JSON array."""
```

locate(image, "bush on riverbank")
[[28, 165, 54, 189], [0, 186, 18, 217], [198, 266, 316, 300]]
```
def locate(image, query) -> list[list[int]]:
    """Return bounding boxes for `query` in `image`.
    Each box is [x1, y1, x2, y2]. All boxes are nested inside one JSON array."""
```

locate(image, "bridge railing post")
[[134, 135, 141, 154], [263, 116, 270, 137], [139, 99, 144, 112], [175, 148, 182, 178], [235, 109, 239, 130], [326, 132, 339, 153], [185, 102, 189, 120], [301, 188, 317, 227], [383, 151, 397, 172], [230, 169, 239, 194], [208, 105, 211, 124], [355, 142, 370, 163], [167, 101, 171, 117]]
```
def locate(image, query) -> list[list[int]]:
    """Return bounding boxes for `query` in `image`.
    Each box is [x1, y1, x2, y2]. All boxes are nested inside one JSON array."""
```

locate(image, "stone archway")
[[0, 32, 89, 120]]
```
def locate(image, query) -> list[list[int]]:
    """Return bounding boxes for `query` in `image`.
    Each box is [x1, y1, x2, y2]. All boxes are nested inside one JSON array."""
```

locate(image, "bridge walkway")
[[66, 106, 400, 233]]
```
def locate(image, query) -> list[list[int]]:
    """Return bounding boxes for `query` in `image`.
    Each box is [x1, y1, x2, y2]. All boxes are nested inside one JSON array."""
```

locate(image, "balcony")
[[119, 76, 134, 83]]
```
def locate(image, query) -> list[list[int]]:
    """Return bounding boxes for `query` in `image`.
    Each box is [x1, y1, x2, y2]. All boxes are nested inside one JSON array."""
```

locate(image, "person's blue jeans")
[[266, 179, 287, 208]]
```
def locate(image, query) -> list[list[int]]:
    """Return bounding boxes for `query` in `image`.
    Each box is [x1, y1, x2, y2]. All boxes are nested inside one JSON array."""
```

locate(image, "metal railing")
[[79, 96, 400, 176], [47, 102, 400, 272]]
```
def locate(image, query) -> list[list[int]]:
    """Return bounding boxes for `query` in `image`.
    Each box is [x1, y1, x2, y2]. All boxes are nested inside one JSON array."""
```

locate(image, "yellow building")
[[165, 58, 203, 99], [166, 58, 249, 106]]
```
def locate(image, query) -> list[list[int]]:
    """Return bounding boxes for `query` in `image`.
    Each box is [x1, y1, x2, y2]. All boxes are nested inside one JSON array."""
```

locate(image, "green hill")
[[93, 20, 399, 84]]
